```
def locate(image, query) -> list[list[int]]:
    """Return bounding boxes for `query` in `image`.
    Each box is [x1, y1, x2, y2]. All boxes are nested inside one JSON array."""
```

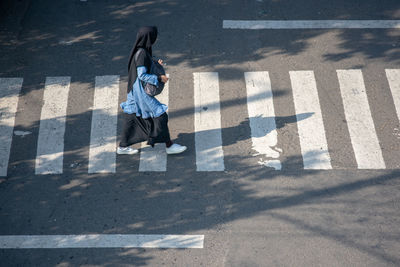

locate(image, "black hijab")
[[127, 26, 158, 93]]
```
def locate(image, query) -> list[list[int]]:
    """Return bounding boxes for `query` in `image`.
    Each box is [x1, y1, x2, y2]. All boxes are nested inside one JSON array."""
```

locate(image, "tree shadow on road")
[[1, 0, 399, 85], [1, 0, 400, 265], [0, 105, 399, 265]]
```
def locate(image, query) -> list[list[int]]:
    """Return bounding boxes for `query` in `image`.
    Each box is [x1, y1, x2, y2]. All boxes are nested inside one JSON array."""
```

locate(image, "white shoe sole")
[[166, 146, 187, 155]]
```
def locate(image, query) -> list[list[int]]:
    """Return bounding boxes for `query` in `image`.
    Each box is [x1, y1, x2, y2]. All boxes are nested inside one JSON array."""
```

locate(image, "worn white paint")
[[88, 75, 119, 173], [337, 70, 385, 169], [290, 71, 332, 169], [0, 234, 204, 249], [139, 74, 169, 172], [36, 77, 70, 174], [245, 72, 281, 169], [223, 20, 400, 29], [194, 72, 225, 171], [385, 69, 400, 122], [0, 78, 23, 176]]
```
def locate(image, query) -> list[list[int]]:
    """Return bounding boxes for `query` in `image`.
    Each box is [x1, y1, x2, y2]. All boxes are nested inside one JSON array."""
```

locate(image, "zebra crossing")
[[0, 69, 399, 175]]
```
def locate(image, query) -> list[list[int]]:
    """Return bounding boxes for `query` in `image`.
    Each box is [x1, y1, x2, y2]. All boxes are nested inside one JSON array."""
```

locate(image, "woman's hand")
[[159, 75, 169, 83], [157, 59, 168, 83]]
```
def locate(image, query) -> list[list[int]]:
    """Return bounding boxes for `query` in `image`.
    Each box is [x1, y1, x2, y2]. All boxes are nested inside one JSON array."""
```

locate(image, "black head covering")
[[127, 26, 158, 93]]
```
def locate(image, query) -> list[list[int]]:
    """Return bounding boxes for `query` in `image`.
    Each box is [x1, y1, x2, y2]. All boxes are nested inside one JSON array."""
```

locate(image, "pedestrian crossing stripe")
[[245, 71, 281, 169], [0, 78, 23, 176], [35, 77, 71, 174], [0, 69, 399, 175], [194, 72, 225, 171], [139, 74, 169, 172], [337, 70, 386, 169], [88, 75, 119, 174], [290, 71, 332, 170], [386, 70, 400, 123]]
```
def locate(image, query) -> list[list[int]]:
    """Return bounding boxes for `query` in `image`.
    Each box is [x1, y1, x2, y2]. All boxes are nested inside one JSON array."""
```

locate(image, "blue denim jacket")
[[120, 66, 168, 118]]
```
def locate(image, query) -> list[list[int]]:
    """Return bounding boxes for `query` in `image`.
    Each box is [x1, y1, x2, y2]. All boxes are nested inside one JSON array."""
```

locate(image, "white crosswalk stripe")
[[0, 78, 23, 176], [385, 69, 400, 122], [0, 234, 204, 249], [36, 77, 70, 174], [1, 69, 399, 174], [88, 75, 120, 173], [337, 70, 386, 169], [139, 74, 169, 172], [290, 71, 332, 169], [193, 72, 225, 171], [245, 71, 281, 170]]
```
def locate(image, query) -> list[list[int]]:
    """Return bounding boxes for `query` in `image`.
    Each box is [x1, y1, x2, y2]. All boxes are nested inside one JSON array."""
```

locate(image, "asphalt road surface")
[[1, 0, 400, 266]]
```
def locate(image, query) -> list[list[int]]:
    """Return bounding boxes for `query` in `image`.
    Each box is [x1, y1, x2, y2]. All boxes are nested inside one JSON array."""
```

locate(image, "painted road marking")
[[88, 75, 119, 173], [337, 70, 385, 169], [0, 78, 23, 176], [35, 77, 70, 174], [0, 234, 204, 249], [223, 20, 400, 29], [290, 71, 332, 169], [139, 74, 169, 172], [194, 72, 225, 171], [245, 72, 281, 169], [385, 69, 400, 122], [3, 70, 400, 174]]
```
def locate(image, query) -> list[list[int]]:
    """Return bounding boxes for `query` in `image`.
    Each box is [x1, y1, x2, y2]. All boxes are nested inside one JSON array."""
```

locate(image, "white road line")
[[245, 72, 281, 170], [290, 71, 332, 169], [139, 74, 169, 172], [35, 77, 70, 174], [0, 78, 23, 176], [88, 75, 119, 173], [0, 234, 204, 249], [223, 20, 400, 29], [194, 72, 225, 171], [337, 70, 386, 169], [385, 69, 400, 122]]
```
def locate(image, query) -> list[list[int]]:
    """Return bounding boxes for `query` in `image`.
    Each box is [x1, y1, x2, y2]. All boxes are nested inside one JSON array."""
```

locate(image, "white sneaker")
[[166, 143, 187, 155], [117, 146, 139, 155]]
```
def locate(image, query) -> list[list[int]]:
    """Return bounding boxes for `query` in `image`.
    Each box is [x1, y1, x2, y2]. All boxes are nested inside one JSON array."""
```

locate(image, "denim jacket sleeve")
[[137, 66, 159, 86]]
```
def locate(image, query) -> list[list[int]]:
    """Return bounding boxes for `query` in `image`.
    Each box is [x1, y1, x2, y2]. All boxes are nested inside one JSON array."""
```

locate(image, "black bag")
[[145, 60, 165, 96], [135, 49, 165, 97]]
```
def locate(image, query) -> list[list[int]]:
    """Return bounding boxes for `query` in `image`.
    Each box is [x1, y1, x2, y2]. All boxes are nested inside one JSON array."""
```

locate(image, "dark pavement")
[[1, 0, 400, 266]]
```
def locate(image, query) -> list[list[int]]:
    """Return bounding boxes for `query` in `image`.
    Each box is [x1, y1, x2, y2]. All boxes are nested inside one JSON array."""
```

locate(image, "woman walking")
[[117, 26, 187, 155]]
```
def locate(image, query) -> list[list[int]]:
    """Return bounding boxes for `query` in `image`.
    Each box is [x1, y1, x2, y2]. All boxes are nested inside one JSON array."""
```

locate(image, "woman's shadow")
[[177, 112, 314, 146]]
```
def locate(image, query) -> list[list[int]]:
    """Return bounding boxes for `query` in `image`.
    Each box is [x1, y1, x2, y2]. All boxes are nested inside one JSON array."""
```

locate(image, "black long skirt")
[[119, 112, 171, 147]]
